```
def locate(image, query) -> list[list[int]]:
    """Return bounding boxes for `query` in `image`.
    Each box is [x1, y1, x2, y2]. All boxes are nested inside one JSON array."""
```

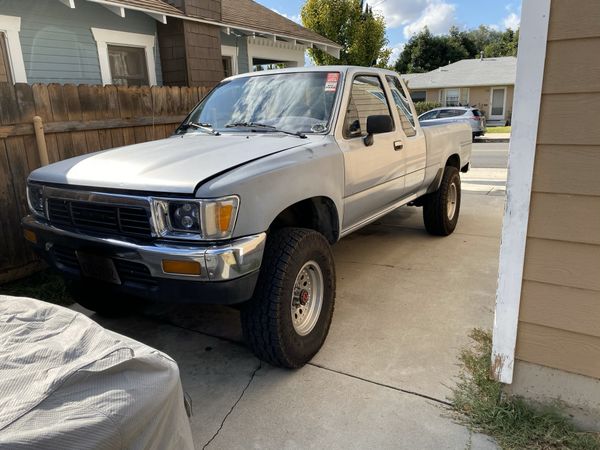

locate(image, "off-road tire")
[[66, 280, 139, 317], [423, 166, 461, 236], [241, 228, 336, 368]]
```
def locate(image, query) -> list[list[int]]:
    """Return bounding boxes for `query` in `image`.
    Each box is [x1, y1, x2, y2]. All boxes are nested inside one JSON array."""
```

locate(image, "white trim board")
[[0, 14, 27, 83], [491, 0, 551, 384], [91, 28, 157, 86]]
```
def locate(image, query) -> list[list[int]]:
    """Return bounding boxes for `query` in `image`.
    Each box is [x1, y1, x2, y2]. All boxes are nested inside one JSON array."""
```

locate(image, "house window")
[[107, 45, 149, 86], [221, 45, 238, 77], [0, 14, 26, 83], [0, 32, 12, 83], [410, 90, 426, 103], [443, 88, 460, 106], [91, 28, 157, 86]]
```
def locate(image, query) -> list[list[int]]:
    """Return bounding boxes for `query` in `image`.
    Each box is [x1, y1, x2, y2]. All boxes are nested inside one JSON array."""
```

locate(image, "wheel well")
[[446, 154, 460, 169], [270, 197, 339, 244]]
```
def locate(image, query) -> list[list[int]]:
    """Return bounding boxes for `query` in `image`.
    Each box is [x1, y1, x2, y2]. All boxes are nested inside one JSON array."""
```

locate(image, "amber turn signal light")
[[162, 259, 201, 276], [23, 229, 37, 244]]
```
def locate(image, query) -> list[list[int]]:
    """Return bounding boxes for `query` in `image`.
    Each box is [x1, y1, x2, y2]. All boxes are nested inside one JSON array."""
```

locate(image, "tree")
[[394, 28, 468, 73], [301, 0, 389, 67], [394, 25, 519, 74]]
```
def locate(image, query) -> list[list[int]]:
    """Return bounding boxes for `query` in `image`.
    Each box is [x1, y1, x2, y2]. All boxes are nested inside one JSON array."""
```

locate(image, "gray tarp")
[[0, 296, 194, 449]]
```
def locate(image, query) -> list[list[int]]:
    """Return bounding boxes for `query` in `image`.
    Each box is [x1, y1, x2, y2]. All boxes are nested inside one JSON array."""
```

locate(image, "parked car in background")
[[419, 107, 486, 141]]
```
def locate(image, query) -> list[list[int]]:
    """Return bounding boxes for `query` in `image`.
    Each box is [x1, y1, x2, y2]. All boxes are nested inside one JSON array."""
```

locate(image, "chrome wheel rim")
[[291, 261, 324, 336], [447, 182, 457, 221]]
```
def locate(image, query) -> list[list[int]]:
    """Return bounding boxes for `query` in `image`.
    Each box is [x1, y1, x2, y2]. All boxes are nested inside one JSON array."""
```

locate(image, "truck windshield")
[[184, 71, 341, 134]]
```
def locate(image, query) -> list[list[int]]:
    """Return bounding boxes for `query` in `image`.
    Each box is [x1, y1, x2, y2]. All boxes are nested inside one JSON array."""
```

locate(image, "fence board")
[[0, 82, 209, 282]]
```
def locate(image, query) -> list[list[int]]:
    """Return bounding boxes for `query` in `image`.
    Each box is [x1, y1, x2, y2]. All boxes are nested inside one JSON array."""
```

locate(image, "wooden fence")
[[0, 82, 210, 283]]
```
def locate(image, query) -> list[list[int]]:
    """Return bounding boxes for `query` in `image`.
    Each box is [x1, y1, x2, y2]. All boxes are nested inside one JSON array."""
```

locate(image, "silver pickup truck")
[[23, 66, 471, 368]]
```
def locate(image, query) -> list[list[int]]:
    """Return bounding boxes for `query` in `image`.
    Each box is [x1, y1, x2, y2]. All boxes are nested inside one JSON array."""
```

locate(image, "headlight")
[[26, 183, 45, 218], [151, 196, 239, 240]]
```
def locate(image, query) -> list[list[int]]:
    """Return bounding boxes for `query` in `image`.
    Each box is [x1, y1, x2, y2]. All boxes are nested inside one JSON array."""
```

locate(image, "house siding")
[[514, 0, 600, 381], [1, 0, 162, 84]]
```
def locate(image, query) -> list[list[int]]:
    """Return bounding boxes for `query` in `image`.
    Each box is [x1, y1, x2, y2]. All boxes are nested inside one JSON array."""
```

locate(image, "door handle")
[[394, 141, 403, 151]]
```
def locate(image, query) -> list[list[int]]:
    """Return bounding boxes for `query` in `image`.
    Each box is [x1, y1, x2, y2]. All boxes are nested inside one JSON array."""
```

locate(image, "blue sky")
[[261, 0, 522, 63]]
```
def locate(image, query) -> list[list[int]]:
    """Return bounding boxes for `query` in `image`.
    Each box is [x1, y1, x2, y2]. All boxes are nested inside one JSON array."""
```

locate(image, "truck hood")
[[29, 133, 312, 194]]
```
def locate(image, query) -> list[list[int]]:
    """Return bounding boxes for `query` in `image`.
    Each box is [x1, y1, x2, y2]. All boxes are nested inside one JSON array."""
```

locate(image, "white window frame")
[[221, 45, 238, 77], [0, 15, 26, 83], [91, 28, 157, 86]]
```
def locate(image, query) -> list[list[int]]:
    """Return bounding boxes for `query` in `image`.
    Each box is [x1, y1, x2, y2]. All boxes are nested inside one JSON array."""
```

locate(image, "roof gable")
[[405, 56, 517, 89]]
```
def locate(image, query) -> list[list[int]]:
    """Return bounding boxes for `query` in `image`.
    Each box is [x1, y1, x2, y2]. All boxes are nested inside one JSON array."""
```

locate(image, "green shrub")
[[414, 101, 440, 116]]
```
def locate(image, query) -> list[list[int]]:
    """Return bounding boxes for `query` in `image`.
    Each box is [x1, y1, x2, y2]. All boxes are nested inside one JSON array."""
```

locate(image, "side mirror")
[[364, 115, 393, 146]]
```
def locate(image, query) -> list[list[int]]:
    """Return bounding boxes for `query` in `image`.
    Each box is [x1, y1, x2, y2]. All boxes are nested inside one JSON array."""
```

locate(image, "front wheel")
[[422, 166, 461, 236], [241, 228, 336, 368]]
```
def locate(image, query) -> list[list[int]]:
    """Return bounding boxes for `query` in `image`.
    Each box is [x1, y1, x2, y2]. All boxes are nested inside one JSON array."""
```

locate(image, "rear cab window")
[[343, 74, 395, 139], [385, 75, 416, 137]]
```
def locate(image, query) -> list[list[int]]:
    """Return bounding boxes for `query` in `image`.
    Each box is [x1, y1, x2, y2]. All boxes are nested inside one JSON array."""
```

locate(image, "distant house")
[[403, 56, 516, 125], [0, 0, 341, 87]]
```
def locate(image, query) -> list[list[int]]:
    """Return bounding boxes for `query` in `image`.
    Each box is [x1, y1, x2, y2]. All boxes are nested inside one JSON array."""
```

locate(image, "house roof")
[[86, 0, 341, 55], [221, 0, 340, 48], [404, 56, 517, 89]]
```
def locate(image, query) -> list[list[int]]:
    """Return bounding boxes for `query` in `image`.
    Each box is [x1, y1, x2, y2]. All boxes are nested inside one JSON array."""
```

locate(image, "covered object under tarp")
[[0, 295, 194, 449]]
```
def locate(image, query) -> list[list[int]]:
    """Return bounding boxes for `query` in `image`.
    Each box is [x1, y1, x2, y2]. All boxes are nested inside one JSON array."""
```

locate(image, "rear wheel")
[[422, 166, 461, 236], [241, 228, 335, 368]]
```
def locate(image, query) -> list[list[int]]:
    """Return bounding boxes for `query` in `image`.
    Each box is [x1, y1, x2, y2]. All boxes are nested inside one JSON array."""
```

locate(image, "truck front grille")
[[47, 199, 151, 239]]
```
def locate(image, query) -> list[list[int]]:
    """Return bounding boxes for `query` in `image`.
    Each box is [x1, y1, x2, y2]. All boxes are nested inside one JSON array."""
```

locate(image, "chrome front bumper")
[[22, 215, 266, 282]]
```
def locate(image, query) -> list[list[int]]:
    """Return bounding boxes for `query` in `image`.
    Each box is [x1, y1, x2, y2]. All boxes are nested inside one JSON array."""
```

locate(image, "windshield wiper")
[[180, 122, 221, 136], [225, 122, 306, 139]]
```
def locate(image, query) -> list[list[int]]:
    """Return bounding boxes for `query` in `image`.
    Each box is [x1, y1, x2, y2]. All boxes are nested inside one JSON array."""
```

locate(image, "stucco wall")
[[1, 0, 162, 84]]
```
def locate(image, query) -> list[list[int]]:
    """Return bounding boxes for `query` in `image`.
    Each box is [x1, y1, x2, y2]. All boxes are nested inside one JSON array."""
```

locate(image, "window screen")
[[344, 75, 393, 139], [386, 76, 416, 137], [0, 32, 12, 84], [410, 90, 426, 103], [444, 88, 459, 106], [108, 45, 149, 86]]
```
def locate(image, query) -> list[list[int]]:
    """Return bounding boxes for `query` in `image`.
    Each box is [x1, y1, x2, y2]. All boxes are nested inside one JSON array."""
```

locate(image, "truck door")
[[337, 74, 406, 230], [384, 75, 426, 194]]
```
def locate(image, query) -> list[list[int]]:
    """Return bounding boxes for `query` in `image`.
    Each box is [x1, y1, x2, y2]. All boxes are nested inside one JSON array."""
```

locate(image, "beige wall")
[[515, 0, 600, 381]]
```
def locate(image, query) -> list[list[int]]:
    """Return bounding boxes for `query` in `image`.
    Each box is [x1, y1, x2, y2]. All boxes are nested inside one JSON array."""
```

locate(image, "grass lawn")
[[486, 126, 511, 133]]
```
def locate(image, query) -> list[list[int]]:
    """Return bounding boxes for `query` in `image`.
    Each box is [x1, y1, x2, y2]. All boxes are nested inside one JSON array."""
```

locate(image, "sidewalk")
[[476, 133, 511, 143]]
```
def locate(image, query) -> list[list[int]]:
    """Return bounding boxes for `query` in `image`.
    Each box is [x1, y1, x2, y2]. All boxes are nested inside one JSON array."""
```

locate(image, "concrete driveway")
[[79, 143, 507, 449]]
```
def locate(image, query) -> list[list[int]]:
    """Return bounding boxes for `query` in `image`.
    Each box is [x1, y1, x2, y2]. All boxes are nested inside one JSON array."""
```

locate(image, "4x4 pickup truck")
[[23, 66, 471, 368]]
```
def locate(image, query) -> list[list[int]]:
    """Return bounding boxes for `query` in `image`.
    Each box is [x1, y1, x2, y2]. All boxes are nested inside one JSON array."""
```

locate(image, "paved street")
[[471, 142, 509, 169], [76, 142, 507, 449]]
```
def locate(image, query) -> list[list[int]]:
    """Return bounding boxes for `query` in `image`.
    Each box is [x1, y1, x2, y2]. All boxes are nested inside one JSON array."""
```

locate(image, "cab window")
[[386, 75, 416, 137], [344, 75, 394, 139]]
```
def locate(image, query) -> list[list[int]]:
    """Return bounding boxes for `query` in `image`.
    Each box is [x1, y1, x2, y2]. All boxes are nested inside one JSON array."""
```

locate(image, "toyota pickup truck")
[[23, 66, 471, 368]]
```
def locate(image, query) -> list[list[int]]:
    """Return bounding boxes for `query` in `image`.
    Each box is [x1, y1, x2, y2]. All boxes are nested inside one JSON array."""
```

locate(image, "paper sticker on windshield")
[[324, 73, 339, 92]]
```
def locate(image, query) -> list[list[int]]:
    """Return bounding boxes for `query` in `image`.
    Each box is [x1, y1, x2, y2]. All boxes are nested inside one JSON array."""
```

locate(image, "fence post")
[[32, 116, 49, 166]]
